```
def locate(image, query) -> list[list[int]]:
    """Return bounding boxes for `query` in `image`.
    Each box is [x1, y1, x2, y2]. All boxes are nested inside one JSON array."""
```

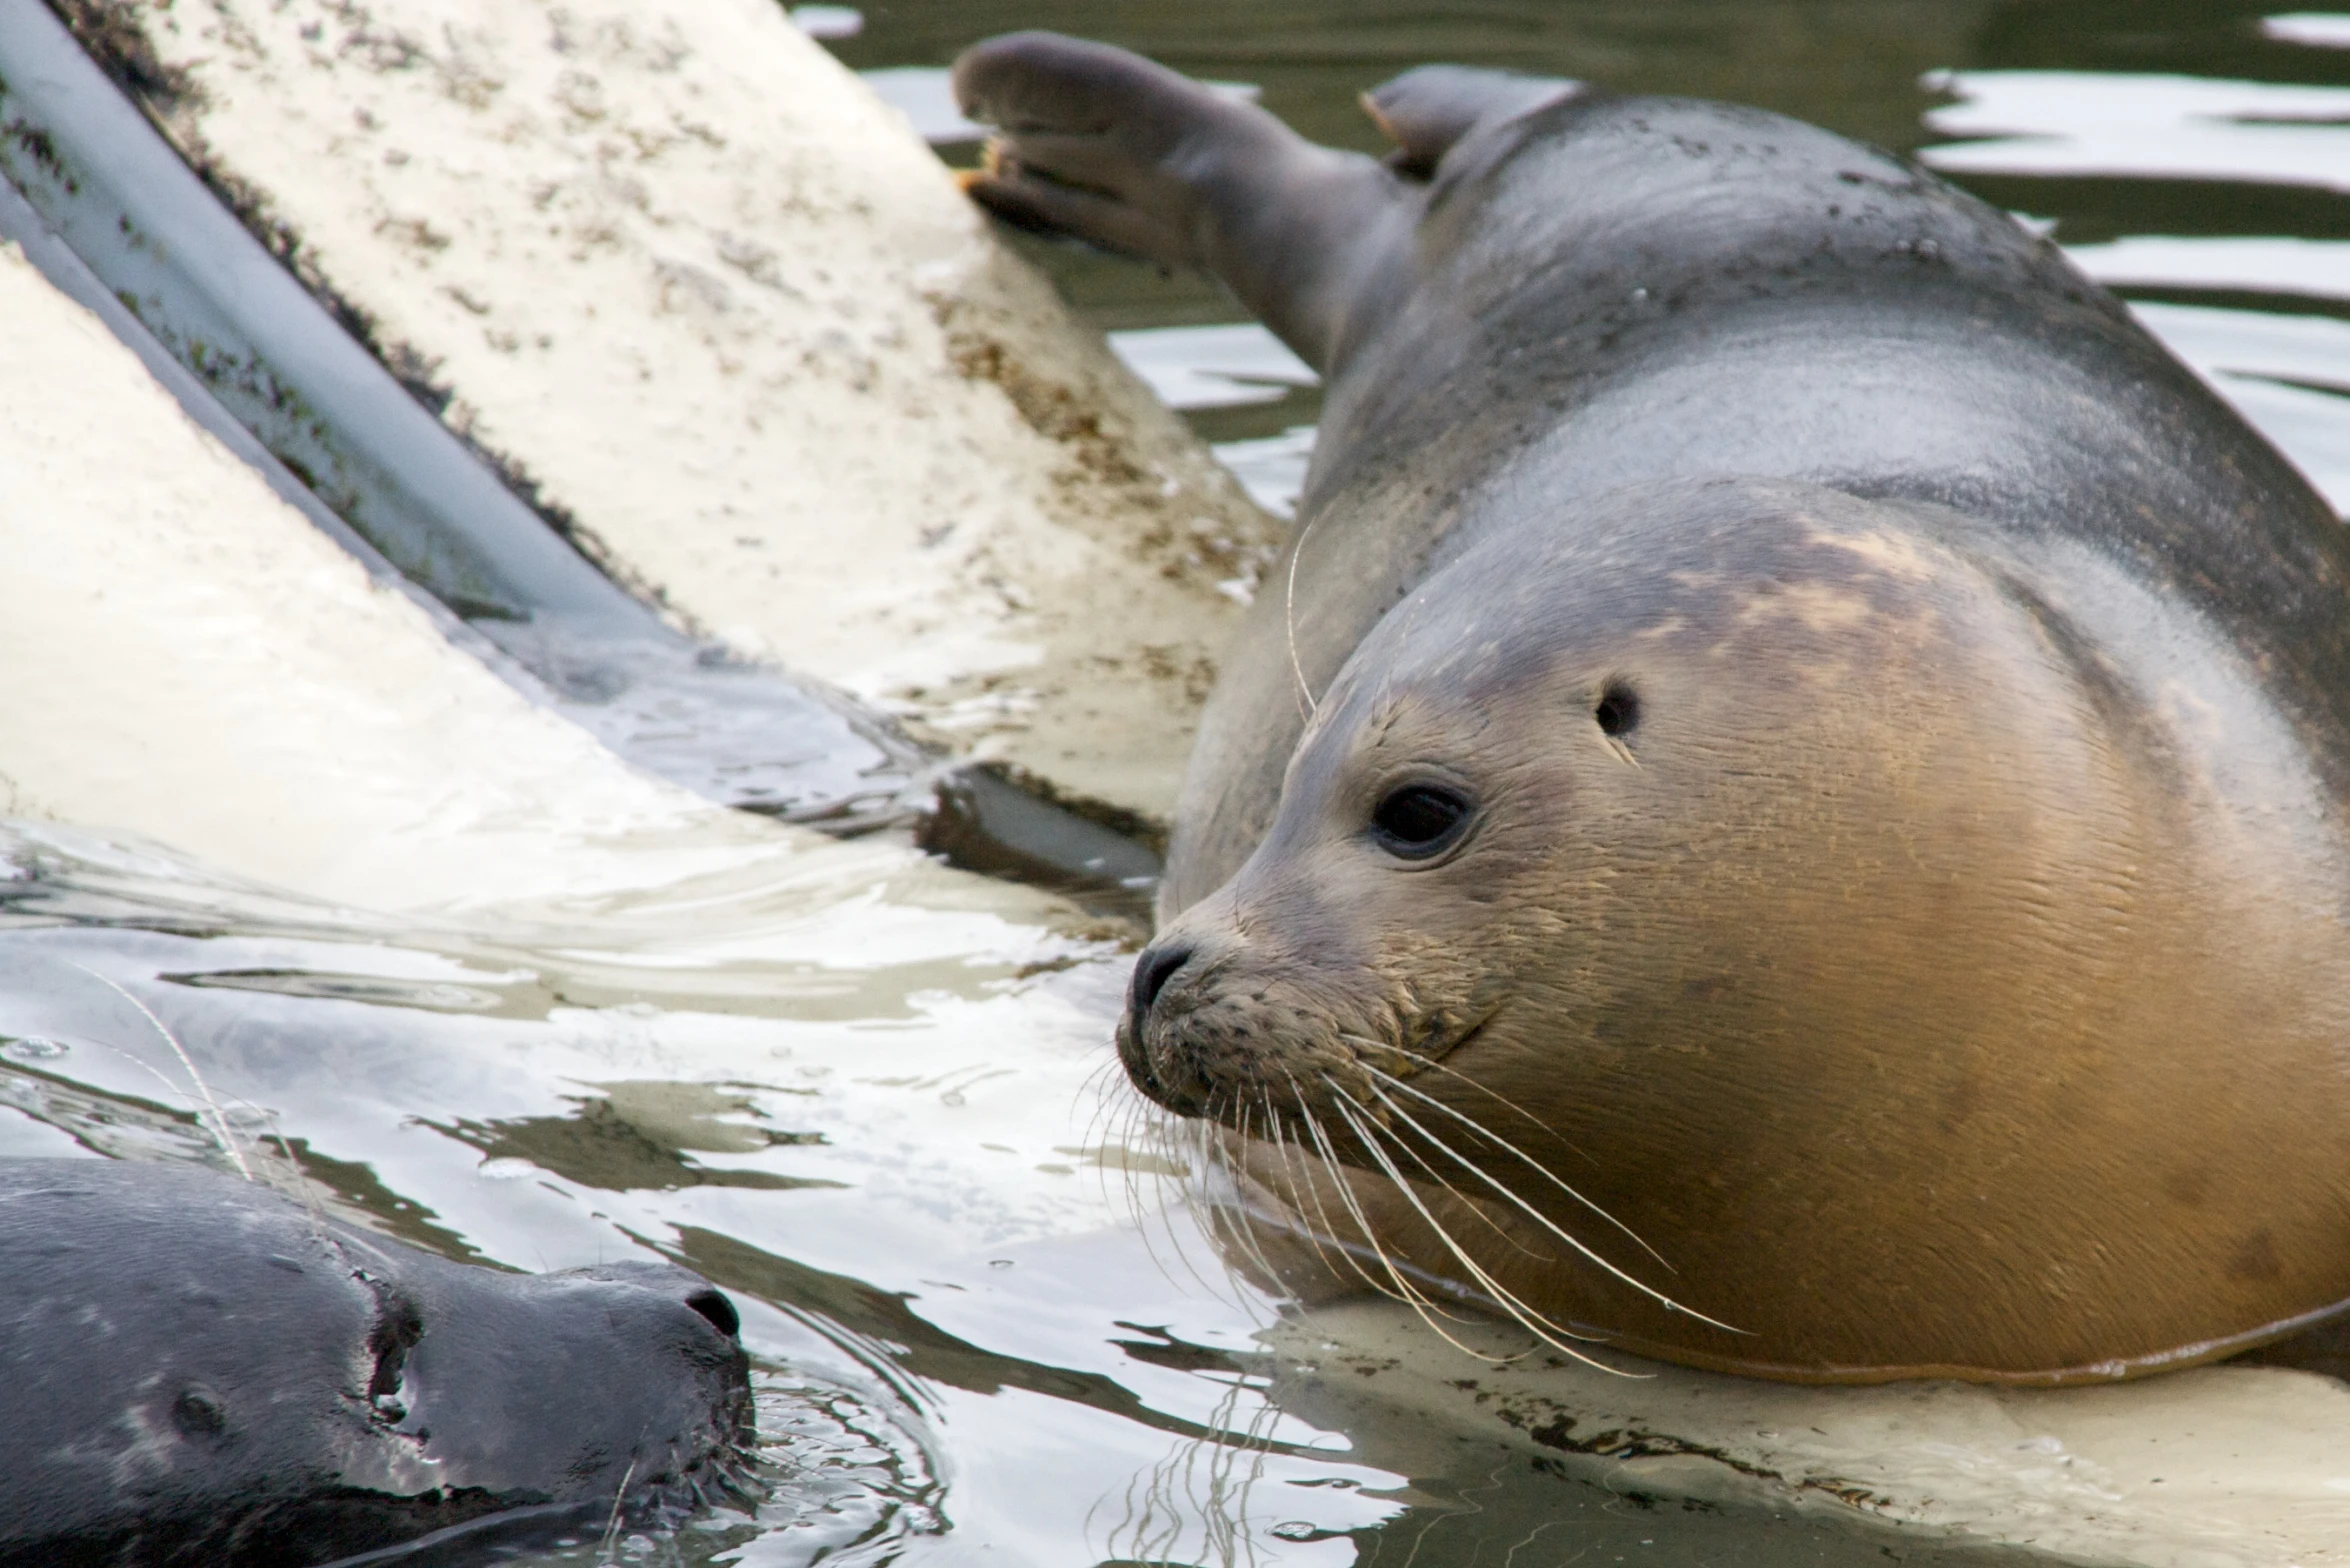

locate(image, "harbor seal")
[[955, 34, 2350, 1383], [0, 1157, 754, 1560]]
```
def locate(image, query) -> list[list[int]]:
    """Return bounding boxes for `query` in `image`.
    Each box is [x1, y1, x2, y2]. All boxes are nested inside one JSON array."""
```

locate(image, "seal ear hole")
[[685, 1288, 741, 1339], [364, 1293, 424, 1401], [1370, 784, 1473, 858], [172, 1388, 227, 1441], [1594, 682, 1640, 737]]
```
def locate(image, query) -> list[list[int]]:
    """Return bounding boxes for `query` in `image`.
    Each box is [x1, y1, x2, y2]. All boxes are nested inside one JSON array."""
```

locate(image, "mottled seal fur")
[[0, 1157, 753, 1563], [956, 34, 2350, 1383]]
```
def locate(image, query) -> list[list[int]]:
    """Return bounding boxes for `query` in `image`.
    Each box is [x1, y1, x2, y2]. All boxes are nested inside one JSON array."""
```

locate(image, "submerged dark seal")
[[956, 34, 2350, 1384], [0, 1157, 753, 1563]]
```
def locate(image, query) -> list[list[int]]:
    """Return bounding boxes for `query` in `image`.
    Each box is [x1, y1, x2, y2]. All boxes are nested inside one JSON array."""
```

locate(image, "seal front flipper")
[[1361, 65, 1585, 178], [951, 33, 1239, 268], [953, 31, 1414, 371]]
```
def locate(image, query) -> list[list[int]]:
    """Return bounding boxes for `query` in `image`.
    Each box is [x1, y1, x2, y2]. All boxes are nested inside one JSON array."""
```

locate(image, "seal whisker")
[[1081, 1063, 1146, 1214], [1342, 1110, 1552, 1265], [1132, 1099, 1239, 1310], [1165, 1103, 1211, 1258], [1343, 1028, 1635, 1192], [1097, 1088, 1132, 1208], [1330, 1087, 1635, 1357], [1307, 1064, 1546, 1264], [1283, 506, 1323, 721], [1326, 1089, 1640, 1372], [599, 1454, 639, 1560], [1103, 1091, 1225, 1313], [1253, 1086, 1358, 1287], [1271, 1068, 1415, 1301], [1320, 1091, 1572, 1366], [1076, 1052, 1124, 1119], [1296, 1096, 1435, 1313], [1216, 1100, 1302, 1298], [1120, 1106, 1183, 1284], [1262, 1115, 1383, 1299], [1226, 1102, 1273, 1261], [1261, 1090, 1355, 1280], [1291, 1095, 1512, 1366], [1126, 1093, 1163, 1223], [65, 959, 252, 1183], [1358, 1062, 1677, 1274], [1373, 1040, 1587, 1156], [224, 1098, 329, 1240]]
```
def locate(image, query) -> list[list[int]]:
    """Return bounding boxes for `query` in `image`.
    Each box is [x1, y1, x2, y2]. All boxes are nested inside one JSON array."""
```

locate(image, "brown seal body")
[[954, 35, 2350, 1382]]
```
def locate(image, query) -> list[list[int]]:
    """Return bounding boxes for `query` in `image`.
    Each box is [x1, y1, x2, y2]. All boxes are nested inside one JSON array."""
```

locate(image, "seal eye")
[[1595, 681, 1640, 736], [1370, 784, 1472, 859]]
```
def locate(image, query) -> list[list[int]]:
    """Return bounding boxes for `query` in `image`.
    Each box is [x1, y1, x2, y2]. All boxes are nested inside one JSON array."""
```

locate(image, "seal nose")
[[553, 1261, 744, 1343], [1129, 942, 1193, 1031]]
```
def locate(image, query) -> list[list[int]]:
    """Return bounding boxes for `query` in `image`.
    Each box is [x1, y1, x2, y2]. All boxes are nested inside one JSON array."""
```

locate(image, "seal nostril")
[[1133, 944, 1193, 1016], [684, 1287, 741, 1338]]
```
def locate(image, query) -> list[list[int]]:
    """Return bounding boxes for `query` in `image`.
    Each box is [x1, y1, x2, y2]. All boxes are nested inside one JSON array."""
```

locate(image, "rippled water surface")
[[13, 3, 2350, 1564]]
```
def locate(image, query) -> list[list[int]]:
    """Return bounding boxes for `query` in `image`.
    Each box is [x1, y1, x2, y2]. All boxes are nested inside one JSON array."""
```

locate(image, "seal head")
[[0, 1158, 755, 1561], [1124, 479, 2350, 1382]]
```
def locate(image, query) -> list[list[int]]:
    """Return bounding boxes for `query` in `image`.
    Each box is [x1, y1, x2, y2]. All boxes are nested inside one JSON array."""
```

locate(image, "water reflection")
[[1107, 327, 1323, 521], [0, 823, 1408, 1564], [2269, 12, 2350, 49], [1924, 70, 2350, 191], [1920, 32, 2350, 518], [2066, 234, 2350, 301]]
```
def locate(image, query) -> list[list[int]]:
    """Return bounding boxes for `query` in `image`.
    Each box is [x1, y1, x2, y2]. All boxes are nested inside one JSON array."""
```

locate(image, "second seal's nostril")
[[1132, 944, 1194, 1016], [684, 1287, 741, 1338]]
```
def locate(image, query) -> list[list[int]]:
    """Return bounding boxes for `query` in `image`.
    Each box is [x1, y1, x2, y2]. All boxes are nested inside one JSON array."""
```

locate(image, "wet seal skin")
[[0, 1158, 754, 1563], [954, 34, 2350, 1385]]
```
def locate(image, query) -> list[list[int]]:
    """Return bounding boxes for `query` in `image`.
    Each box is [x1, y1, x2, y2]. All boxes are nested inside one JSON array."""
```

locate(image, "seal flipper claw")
[[954, 32, 1275, 273], [957, 147, 1198, 262], [953, 30, 1416, 371], [1361, 66, 1587, 178]]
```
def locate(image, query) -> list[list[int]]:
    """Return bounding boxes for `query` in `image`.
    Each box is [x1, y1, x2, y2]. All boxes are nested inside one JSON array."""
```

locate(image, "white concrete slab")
[[87, 0, 1280, 824], [0, 233, 1065, 942], [1266, 1299, 2350, 1568]]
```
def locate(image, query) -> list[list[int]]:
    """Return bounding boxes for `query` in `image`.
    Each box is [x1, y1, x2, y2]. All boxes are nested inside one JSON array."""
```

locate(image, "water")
[[11, 3, 2350, 1564]]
